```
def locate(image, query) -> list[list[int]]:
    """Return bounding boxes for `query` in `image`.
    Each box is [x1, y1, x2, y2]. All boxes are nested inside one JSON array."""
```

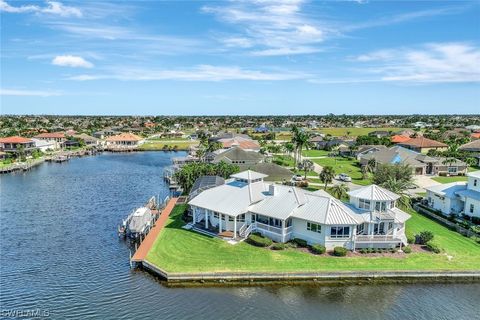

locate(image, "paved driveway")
[[409, 175, 442, 195]]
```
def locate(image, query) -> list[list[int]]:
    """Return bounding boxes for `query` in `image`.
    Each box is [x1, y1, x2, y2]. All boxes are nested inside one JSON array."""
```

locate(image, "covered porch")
[[191, 206, 248, 239]]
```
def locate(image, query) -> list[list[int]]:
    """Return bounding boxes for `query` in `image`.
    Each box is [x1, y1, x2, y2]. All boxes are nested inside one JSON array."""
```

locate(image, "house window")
[[356, 223, 365, 235], [251, 214, 256, 222], [269, 218, 281, 227], [213, 212, 219, 219], [330, 226, 350, 238], [448, 167, 457, 174], [470, 204, 474, 214], [286, 218, 292, 227], [375, 202, 387, 212], [238, 214, 245, 222], [359, 199, 370, 210], [307, 222, 321, 233]]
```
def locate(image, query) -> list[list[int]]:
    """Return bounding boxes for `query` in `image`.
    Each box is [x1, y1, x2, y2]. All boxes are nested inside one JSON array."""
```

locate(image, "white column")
[[205, 211, 209, 229], [193, 207, 196, 224], [219, 214, 222, 233], [233, 216, 237, 239], [281, 219, 286, 242], [393, 223, 397, 237]]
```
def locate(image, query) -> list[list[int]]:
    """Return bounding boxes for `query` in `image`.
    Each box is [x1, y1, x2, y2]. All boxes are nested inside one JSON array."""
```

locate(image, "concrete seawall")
[[141, 261, 480, 286]]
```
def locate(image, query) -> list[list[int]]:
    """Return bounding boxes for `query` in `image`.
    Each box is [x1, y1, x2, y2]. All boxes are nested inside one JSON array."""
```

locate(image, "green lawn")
[[146, 205, 480, 273], [272, 154, 295, 167], [301, 149, 330, 157], [313, 157, 372, 185], [138, 141, 198, 151], [432, 176, 468, 184]]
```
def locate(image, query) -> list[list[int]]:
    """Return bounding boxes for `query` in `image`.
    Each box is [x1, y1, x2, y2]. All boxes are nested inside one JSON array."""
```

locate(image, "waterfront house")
[[188, 170, 410, 250], [358, 146, 467, 176], [105, 133, 144, 147], [0, 136, 37, 157], [397, 136, 448, 154], [217, 136, 261, 151], [425, 171, 480, 218], [74, 133, 99, 146], [208, 146, 265, 165], [34, 132, 66, 150], [32, 138, 55, 152]]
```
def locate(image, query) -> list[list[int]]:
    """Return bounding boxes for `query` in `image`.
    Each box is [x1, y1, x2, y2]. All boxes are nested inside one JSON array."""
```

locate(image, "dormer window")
[[359, 198, 370, 209]]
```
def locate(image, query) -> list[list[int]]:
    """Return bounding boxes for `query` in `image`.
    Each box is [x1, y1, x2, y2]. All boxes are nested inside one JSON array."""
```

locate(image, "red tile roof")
[[471, 133, 480, 139], [219, 137, 260, 150], [106, 133, 143, 142], [399, 136, 447, 148], [35, 132, 66, 139], [0, 136, 33, 144], [391, 135, 411, 143]]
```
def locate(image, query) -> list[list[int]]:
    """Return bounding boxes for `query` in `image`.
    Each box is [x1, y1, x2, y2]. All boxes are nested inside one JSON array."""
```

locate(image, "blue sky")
[[1, 0, 479, 115]]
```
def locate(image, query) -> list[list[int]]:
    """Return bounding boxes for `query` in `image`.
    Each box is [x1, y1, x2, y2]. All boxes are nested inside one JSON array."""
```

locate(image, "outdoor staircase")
[[239, 223, 255, 238]]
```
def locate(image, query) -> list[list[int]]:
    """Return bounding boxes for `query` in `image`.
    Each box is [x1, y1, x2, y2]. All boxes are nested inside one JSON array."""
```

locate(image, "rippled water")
[[1, 152, 479, 320]]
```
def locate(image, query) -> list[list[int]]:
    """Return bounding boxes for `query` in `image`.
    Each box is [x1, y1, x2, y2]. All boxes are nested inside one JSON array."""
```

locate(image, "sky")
[[1, 0, 479, 115]]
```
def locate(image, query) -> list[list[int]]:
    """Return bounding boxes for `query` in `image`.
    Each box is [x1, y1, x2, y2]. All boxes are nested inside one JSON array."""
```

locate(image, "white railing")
[[255, 222, 283, 234], [239, 223, 248, 236], [240, 223, 255, 238], [285, 225, 294, 234], [354, 234, 401, 242]]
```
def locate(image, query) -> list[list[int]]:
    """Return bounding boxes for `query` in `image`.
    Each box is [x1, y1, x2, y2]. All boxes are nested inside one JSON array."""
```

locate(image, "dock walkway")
[[131, 197, 178, 262]]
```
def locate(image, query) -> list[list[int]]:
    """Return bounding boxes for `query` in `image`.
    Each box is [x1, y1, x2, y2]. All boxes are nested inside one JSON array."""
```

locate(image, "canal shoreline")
[[140, 260, 480, 286]]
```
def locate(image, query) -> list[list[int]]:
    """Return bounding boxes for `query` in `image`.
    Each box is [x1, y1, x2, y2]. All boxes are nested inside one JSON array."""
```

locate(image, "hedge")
[[403, 246, 412, 254], [333, 246, 348, 257], [426, 241, 442, 254], [271, 243, 286, 250], [310, 244, 326, 255], [292, 238, 308, 247], [247, 234, 273, 247]]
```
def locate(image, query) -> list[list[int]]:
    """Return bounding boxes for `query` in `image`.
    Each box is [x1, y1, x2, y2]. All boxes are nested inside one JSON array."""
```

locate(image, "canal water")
[[1, 152, 479, 320]]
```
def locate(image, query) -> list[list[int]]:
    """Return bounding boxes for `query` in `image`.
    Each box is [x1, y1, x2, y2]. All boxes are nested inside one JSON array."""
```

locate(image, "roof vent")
[[269, 184, 276, 196]]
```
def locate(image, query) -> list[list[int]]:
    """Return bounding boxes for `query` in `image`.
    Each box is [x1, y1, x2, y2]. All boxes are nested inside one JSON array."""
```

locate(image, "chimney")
[[269, 184, 276, 196]]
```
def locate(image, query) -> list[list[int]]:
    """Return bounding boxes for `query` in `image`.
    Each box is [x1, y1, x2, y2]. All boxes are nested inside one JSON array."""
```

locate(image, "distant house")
[[0, 136, 37, 157], [74, 133, 99, 146], [425, 171, 480, 218], [397, 136, 448, 154], [106, 133, 144, 147], [358, 146, 467, 176], [216, 136, 261, 151], [391, 135, 411, 144], [459, 140, 480, 166], [355, 145, 388, 158], [254, 124, 269, 133], [32, 138, 55, 152], [368, 130, 391, 138], [34, 132, 66, 149], [189, 176, 225, 201], [93, 128, 119, 139], [471, 133, 480, 140], [314, 138, 354, 151]]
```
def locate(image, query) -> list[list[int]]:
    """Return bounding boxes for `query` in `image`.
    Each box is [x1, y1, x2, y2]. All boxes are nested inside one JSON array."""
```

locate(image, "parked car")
[[292, 174, 304, 182], [338, 173, 352, 182]]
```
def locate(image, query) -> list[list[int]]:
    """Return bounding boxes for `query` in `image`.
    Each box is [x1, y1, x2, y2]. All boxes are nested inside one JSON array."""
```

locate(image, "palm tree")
[[330, 183, 349, 200], [361, 158, 376, 179], [319, 166, 335, 190], [381, 177, 412, 209], [298, 159, 314, 179]]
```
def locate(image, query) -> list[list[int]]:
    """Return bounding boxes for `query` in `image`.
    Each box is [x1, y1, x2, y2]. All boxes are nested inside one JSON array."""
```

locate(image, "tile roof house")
[[0, 136, 37, 156], [459, 140, 480, 166], [217, 136, 261, 151], [358, 146, 467, 176], [188, 170, 410, 250], [209, 146, 264, 165], [34, 132, 66, 149], [391, 135, 412, 144], [397, 136, 448, 154], [425, 171, 480, 218], [105, 133, 144, 146]]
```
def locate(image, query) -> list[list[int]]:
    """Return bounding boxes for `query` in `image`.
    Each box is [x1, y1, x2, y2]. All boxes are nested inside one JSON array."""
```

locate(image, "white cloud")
[[52, 55, 94, 68], [355, 43, 480, 83], [0, 88, 62, 97], [68, 65, 309, 82], [0, 0, 82, 17], [202, 0, 327, 56]]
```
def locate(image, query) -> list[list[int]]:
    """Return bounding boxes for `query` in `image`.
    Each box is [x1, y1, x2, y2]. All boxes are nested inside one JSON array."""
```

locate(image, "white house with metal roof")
[[188, 170, 411, 250], [425, 171, 480, 218]]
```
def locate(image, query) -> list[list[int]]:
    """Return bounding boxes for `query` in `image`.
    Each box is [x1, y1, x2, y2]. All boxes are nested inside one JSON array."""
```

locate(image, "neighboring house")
[[309, 135, 324, 149], [74, 133, 99, 146], [471, 133, 480, 140], [93, 129, 119, 139], [34, 132, 66, 150], [397, 136, 448, 154], [315, 138, 354, 151], [238, 163, 294, 182], [209, 146, 265, 165], [255, 124, 269, 133], [391, 135, 411, 144], [459, 140, 480, 166], [105, 133, 144, 146], [425, 171, 480, 218], [217, 136, 261, 151], [188, 170, 410, 250], [358, 146, 467, 176], [32, 138, 55, 152], [355, 145, 388, 159], [0, 136, 37, 157], [189, 176, 225, 201], [368, 130, 391, 138]]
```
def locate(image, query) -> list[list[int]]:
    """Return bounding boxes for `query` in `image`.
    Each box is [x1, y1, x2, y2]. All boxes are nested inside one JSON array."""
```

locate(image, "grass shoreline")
[[146, 205, 480, 274]]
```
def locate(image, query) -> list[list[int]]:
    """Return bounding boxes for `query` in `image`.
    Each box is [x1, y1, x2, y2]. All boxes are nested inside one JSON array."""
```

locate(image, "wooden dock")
[[131, 197, 178, 262]]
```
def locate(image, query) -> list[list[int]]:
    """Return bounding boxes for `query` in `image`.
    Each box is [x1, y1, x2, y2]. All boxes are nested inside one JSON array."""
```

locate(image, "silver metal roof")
[[347, 185, 400, 201], [231, 170, 268, 180]]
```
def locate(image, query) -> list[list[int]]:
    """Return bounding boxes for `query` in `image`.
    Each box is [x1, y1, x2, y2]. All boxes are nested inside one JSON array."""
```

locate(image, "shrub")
[[426, 241, 442, 254], [403, 246, 412, 254], [293, 238, 308, 247], [389, 248, 397, 253], [247, 234, 272, 247], [310, 244, 326, 255], [417, 231, 434, 244], [271, 243, 285, 250], [472, 217, 480, 225], [286, 241, 298, 248], [333, 246, 348, 257], [359, 248, 368, 254], [407, 235, 415, 244]]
